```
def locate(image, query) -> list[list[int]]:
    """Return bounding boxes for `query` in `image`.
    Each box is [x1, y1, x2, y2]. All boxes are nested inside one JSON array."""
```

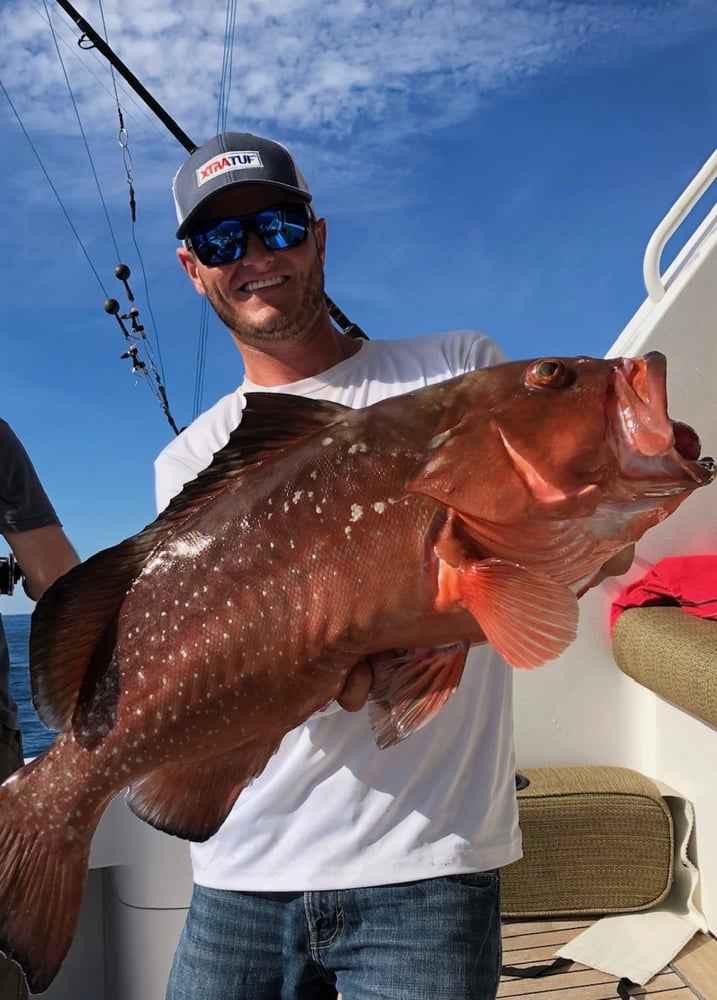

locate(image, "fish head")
[[409, 351, 715, 526]]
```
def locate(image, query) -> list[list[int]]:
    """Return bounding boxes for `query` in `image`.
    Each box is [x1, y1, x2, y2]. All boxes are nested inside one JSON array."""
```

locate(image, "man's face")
[[177, 184, 327, 351]]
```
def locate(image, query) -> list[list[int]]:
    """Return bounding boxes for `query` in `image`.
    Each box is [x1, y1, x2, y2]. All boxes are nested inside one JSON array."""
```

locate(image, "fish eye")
[[524, 359, 571, 389]]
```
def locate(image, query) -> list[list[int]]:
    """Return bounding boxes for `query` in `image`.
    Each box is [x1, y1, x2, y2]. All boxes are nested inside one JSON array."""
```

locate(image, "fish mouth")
[[611, 351, 716, 487]]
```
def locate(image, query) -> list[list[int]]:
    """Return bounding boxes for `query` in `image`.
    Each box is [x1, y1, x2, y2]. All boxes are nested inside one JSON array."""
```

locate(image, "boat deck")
[[499, 919, 717, 999]]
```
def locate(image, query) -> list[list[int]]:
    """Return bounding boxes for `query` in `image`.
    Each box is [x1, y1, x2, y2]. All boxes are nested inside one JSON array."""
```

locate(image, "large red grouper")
[[0, 352, 714, 992]]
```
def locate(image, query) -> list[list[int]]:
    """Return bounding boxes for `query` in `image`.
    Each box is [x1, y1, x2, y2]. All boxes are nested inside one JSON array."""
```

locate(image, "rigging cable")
[[38, 0, 179, 433], [193, 0, 239, 421], [217, 0, 238, 134], [30, 0, 166, 144], [96, 0, 170, 393], [41, 0, 121, 261], [51, 0, 368, 397], [0, 69, 177, 427], [0, 76, 109, 297]]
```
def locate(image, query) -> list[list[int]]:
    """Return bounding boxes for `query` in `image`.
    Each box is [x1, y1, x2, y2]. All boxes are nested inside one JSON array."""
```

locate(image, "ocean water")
[[4, 613, 57, 756]]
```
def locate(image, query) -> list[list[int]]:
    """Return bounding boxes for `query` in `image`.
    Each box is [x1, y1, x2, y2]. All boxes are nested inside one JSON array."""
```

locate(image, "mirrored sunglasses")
[[188, 203, 312, 267]]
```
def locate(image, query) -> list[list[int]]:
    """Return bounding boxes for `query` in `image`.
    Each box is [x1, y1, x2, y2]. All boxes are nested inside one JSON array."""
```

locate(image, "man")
[[158, 131, 627, 1000], [0, 419, 79, 1000]]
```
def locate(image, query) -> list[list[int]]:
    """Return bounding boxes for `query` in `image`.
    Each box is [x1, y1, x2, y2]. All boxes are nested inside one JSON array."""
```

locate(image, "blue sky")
[[1, 0, 716, 613]]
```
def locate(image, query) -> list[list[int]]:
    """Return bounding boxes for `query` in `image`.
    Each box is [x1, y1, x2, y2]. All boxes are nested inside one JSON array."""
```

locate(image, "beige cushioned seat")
[[501, 765, 674, 918]]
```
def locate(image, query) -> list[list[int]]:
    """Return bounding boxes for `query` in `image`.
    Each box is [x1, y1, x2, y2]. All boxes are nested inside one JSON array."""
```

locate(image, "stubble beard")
[[202, 253, 326, 347]]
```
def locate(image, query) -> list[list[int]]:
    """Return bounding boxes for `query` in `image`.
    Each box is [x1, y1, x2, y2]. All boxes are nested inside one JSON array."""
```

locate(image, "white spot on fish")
[[316, 505, 323, 514], [321, 437, 333, 446], [428, 429, 452, 450], [170, 533, 215, 558], [348, 442, 369, 454], [293, 491, 305, 503], [350, 504, 364, 522], [372, 502, 387, 514]]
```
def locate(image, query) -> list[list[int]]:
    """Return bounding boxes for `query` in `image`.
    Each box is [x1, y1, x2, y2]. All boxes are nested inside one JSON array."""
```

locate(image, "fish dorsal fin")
[[31, 392, 350, 729], [157, 391, 351, 527], [368, 642, 469, 749]]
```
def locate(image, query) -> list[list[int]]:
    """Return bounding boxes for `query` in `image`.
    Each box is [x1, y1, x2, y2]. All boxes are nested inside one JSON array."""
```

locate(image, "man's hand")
[[336, 547, 637, 711], [336, 658, 374, 712]]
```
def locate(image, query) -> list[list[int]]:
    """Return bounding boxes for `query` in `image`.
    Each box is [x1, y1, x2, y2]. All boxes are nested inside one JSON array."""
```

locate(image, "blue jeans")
[[165, 871, 501, 1000]]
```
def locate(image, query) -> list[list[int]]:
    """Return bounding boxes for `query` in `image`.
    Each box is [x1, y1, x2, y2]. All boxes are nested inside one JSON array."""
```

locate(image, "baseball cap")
[[173, 132, 313, 239]]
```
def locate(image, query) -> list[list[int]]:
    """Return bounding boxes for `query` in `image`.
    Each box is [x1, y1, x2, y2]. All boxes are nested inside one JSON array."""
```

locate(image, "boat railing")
[[642, 147, 717, 302]]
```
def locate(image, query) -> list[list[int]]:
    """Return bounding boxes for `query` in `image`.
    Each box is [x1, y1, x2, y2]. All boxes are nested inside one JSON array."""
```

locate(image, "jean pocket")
[[446, 869, 500, 888]]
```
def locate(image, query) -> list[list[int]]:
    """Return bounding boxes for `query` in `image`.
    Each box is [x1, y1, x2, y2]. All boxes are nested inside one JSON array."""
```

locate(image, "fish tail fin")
[[0, 775, 90, 993]]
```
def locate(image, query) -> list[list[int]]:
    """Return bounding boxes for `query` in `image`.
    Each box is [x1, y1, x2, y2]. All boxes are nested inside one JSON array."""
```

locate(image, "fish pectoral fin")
[[367, 642, 469, 749], [444, 559, 579, 669], [125, 741, 280, 841]]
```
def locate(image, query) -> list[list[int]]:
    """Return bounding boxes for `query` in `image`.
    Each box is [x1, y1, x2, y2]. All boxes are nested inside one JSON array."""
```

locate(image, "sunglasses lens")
[[192, 219, 247, 266], [255, 205, 310, 250], [190, 204, 310, 266]]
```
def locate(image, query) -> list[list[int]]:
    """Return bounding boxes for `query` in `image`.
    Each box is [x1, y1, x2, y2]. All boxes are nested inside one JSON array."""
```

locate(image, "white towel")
[[556, 783, 708, 985]]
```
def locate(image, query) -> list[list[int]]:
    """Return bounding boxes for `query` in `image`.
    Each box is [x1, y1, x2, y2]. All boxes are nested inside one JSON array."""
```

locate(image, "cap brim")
[[176, 182, 312, 239]]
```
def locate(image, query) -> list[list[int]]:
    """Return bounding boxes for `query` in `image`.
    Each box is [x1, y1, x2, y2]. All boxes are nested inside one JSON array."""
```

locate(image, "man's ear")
[[313, 217, 327, 264], [176, 246, 207, 296]]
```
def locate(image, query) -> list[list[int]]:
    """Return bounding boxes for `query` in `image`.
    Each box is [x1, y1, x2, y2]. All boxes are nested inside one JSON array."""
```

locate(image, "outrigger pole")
[[53, 0, 368, 340]]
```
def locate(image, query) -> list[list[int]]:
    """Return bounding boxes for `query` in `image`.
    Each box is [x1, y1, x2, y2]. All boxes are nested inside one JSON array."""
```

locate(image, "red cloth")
[[610, 554, 717, 633]]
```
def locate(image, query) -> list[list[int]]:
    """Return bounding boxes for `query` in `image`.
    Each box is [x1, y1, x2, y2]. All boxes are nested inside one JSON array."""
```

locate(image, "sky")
[[0, 0, 716, 613]]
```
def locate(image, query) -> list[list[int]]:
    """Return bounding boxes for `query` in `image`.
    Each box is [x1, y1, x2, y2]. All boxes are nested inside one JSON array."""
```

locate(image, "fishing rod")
[[53, 0, 368, 341]]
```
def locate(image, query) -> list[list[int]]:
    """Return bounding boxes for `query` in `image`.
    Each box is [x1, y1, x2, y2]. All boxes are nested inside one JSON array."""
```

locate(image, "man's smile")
[[241, 275, 289, 293]]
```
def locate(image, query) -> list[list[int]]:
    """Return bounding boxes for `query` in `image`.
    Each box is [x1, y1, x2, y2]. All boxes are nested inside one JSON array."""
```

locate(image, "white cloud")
[[1, 0, 714, 281], [4, 0, 715, 148]]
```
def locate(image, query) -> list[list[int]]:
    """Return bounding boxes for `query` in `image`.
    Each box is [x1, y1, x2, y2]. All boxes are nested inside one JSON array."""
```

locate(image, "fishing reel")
[[0, 554, 23, 597]]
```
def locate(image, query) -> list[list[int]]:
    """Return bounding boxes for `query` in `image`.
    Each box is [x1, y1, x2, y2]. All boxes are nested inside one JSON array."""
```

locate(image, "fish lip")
[[611, 352, 714, 486]]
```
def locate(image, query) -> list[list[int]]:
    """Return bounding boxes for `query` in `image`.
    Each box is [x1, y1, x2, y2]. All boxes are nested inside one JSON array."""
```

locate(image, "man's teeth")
[[242, 276, 286, 292]]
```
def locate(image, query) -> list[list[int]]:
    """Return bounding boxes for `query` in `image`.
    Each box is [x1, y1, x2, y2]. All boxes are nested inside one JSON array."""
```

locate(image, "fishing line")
[[51, 0, 368, 421], [217, 0, 238, 134], [0, 76, 110, 298], [42, 0, 122, 262], [2, 68, 174, 424], [40, 0, 179, 432], [96, 0, 169, 389], [29, 0, 165, 141], [192, 0, 240, 421]]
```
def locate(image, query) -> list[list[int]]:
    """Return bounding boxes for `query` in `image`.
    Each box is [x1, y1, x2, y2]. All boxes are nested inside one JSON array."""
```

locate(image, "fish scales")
[[0, 352, 714, 993]]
